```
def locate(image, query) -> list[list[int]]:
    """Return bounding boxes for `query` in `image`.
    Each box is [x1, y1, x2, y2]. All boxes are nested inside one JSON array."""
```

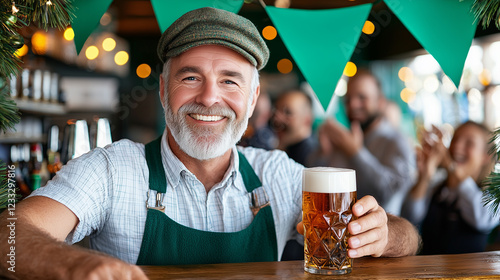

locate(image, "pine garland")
[[483, 128, 500, 214], [0, 90, 20, 133], [0, 0, 73, 133], [471, 0, 500, 29], [0, 0, 74, 79]]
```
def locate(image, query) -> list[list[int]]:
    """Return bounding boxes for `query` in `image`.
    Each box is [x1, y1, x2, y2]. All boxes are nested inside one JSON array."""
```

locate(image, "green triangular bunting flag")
[[384, 0, 477, 88], [266, 5, 372, 111], [151, 0, 244, 33], [71, 0, 113, 55]]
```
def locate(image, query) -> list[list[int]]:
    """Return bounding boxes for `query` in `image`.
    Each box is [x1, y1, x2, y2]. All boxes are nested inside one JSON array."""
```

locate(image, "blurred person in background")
[[316, 69, 415, 216], [271, 89, 318, 260], [239, 91, 277, 150], [401, 121, 498, 254], [271, 89, 317, 167], [384, 100, 403, 129]]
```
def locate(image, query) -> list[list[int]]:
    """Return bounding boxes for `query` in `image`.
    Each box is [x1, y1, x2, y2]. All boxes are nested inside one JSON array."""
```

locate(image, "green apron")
[[136, 137, 278, 265]]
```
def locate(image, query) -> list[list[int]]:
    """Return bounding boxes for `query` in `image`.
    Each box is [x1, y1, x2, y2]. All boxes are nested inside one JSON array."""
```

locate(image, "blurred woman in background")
[[402, 121, 498, 254]]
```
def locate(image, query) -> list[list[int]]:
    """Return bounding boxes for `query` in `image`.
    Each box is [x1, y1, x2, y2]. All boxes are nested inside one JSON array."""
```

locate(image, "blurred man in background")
[[317, 69, 415, 215], [239, 91, 277, 150], [272, 90, 317, 166]]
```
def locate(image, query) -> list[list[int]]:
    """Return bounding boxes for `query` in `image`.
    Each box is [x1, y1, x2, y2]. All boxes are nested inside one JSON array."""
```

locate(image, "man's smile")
[[189, 113, 225, 122]]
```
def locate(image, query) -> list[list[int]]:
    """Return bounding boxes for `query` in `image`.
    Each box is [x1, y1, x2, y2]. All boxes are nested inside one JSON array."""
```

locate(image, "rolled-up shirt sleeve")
[[28, 147, 115, 243], [457, 177, 499, 233], [349, 141, 413, 209]]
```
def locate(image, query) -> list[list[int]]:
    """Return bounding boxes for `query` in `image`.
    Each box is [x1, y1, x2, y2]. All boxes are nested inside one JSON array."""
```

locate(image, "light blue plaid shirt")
[[30, 132, 304, 263]]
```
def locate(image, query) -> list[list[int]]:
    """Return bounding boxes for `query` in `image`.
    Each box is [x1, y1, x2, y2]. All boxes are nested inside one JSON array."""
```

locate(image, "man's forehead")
[[347, 76, 380, 96]]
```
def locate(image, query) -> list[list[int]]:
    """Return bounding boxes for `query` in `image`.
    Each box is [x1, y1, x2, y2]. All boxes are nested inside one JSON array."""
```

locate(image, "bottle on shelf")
[[47, 125, 62, 177], [29, 143, 43, 191]]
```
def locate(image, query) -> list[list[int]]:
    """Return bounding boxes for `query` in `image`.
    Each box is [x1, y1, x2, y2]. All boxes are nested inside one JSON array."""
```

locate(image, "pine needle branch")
[[483, 172, 500, 214], [0, 90, 20, 134], [471, 0, 500, 29], [483, 127, 500, 215]]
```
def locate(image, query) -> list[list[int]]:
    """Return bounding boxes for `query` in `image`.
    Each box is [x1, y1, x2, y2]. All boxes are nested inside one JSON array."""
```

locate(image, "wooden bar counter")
[[140, 251, 500, 279]]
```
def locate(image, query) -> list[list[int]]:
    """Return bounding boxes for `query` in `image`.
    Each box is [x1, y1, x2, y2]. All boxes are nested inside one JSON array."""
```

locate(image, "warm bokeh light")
[[136, 63, 152, 78], [102, 38, 116, 52], [262, 26, 277, 40], [275, 0, 290, 8], [479, 69, 491, 86], [114, 51, 129, 66], [405, 77, 422, 93], [468, 88, 482, 105], [15, 44, 28, 57], [85, 46, 99, 60], [343, 61, 357, 77], [335, 79, 348, 97], [100, 12, 112, 26], [63, 27, 74, 41], [400, 88, 416, 104], [31, 31, 48, 54], [277, 58, 293, 74], [398, 67, 414, 82], [423, 75, 440, 93], [362, 20, 375, 35]]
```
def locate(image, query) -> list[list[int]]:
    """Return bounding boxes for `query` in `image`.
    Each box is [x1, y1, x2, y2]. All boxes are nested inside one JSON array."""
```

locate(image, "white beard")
[[165, 99, 251, 161]]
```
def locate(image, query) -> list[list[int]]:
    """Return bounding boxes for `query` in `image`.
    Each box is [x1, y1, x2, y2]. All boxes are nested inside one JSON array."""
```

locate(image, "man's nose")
[[195, 80, 222, 107]]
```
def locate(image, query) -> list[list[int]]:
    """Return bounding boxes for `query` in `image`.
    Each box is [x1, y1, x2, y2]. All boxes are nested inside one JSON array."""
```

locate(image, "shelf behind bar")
[[0, 136, 45, 144], [14, 99, 66, 115]]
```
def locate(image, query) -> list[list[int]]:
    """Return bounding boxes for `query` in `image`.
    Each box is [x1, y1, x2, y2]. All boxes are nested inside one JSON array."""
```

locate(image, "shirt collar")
[[159, 130, 241, 191]]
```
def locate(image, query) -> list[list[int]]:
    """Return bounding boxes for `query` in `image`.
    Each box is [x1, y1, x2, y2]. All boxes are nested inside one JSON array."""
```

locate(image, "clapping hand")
[[319, 119, 363, 158]]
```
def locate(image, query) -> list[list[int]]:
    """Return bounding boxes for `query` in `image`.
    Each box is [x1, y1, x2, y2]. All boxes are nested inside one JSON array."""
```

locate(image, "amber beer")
[[302, 167, 357, 275]]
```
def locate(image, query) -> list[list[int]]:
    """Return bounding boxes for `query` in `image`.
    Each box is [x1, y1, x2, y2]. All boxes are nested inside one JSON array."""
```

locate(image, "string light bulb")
[[12, 1, 19, 14], [46, 0, 53, 5]]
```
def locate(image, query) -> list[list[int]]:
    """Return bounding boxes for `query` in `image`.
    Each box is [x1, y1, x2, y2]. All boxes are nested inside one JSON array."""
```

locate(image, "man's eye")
[[183, 76, 197, 81], [223, 80, 237, 85]]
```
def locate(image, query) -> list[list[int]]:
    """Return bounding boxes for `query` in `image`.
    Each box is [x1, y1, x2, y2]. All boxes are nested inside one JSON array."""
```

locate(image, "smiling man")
[[0, 8, 419, 280]]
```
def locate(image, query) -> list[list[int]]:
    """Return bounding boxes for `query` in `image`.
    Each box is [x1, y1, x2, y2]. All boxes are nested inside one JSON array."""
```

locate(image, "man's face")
[[272, 92, 310, 136], [162, 45, 258, 160], [344, 75, 382, 127]]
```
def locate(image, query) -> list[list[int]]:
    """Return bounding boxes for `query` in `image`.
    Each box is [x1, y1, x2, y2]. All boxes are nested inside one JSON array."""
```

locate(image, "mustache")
[[178, 103, 236, 119]]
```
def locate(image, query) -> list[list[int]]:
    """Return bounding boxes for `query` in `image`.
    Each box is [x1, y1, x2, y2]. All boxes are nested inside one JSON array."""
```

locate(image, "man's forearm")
[[383, 214, 421, 257], [1, 212, 102, 279]]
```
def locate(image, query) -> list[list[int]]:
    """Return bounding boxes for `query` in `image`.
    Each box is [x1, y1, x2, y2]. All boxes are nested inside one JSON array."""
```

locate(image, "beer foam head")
[[302, 167, 356, 193]]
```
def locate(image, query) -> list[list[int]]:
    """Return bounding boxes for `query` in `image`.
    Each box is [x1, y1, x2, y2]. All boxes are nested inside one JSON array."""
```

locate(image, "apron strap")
[[145, 136, 166, 193], [237, 151, 262, 193]]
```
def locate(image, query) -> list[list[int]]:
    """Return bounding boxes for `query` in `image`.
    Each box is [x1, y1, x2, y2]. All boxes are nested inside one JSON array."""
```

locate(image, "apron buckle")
[[146, 191, 166, 213], [249, 187, 270, 216]]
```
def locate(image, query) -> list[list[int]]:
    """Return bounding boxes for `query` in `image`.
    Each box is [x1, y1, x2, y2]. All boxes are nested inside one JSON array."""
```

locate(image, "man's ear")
[[159, 75, 166, 109], [247, 85, 261, 119]]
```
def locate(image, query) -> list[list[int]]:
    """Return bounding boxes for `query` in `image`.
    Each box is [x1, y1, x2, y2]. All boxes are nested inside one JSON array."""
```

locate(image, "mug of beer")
[[302, 167, 356, 275]]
